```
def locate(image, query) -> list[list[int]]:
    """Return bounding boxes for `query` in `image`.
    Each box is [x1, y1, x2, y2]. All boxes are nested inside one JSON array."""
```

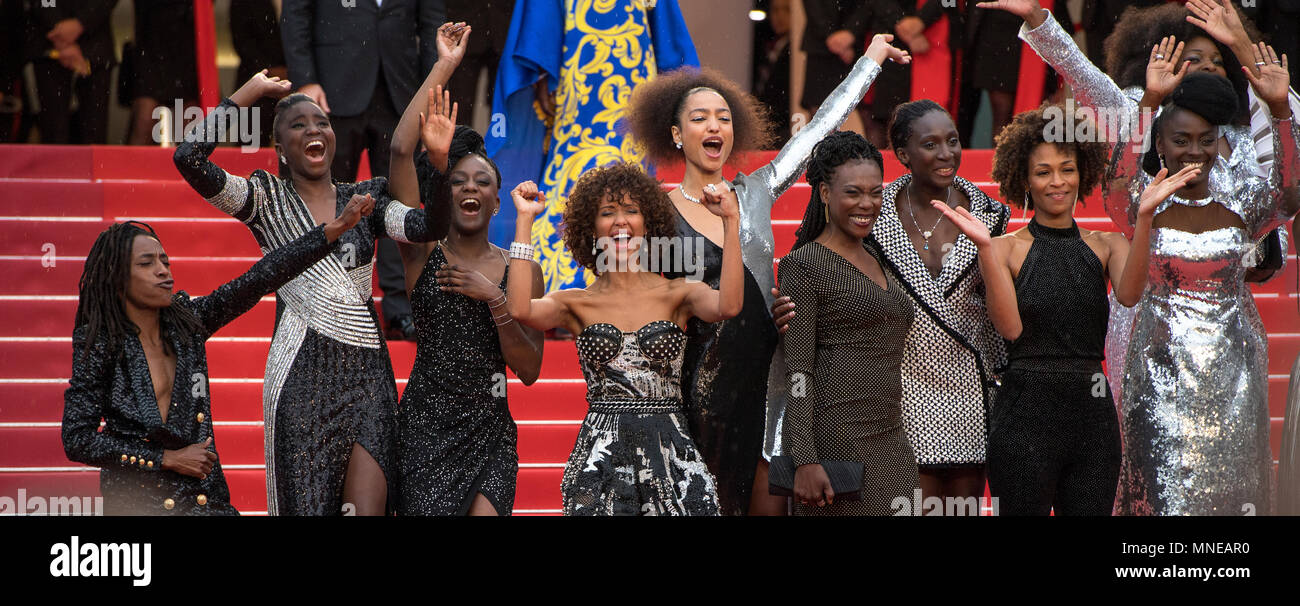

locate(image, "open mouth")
[[458, 198, 482, 215], [849, 213, 876, 228], [304, 140, 326, 163], [935, 167, 955, 178], [702, 137, 724, 159], [1047, 191, 1070, 202], [611, 231, 633, 249], [1182, 161, 1206, 171]]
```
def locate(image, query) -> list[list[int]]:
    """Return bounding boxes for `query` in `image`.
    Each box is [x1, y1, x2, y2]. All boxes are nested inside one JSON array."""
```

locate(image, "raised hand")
[[700, 182, 739, 219], [1145, 37, 1189, 106], [325, 193, 376, 241], [1241, 43, 1292, 118], [1186, 0, 1249, 59], [931, 200, 992, 248], [436, 22, 471, 67], [419, 85, 458, 171], [162, 437, 217, 479], [1139, 165, 1201, 217], [233, 69, 294, 107], [865, 34, 912, 66], [976, 0, 1048, 27], [511, 181, 547, 220]]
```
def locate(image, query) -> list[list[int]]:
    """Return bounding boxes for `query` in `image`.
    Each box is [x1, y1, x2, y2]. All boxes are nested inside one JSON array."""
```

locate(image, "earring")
[[675, 141, 682, 149], [823, 204, 830, 222], [279, 155, 287, 163], [1159, 154, 1167, 169], [591, 241, 597, 255], [1022, 193, 1030, 219]]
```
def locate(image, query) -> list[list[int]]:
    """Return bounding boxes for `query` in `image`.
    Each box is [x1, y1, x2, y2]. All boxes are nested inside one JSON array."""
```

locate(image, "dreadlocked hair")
[[74, 222, 203, 360], [791, 131, 884, 253]]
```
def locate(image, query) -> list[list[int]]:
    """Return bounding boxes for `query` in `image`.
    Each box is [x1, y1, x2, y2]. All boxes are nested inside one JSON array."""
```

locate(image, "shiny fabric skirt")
[[398, 387, 518, 516], [562, 403, 720, 516], [1117, 290, 1271, 516], [272, 329, 399, 515]]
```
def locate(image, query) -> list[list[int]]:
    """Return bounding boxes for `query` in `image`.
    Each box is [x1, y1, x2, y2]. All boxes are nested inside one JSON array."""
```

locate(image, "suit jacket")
[[281, 0, 445, 117], [801, 0, 903, 58], [232, 0, 286, 80], [63, 225, 334, 516], [24, 0, 118, 67]]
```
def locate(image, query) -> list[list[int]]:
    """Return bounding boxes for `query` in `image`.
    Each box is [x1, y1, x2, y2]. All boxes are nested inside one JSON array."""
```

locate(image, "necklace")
[[904, 183, 951, 251], [677, 183, 702, 204]]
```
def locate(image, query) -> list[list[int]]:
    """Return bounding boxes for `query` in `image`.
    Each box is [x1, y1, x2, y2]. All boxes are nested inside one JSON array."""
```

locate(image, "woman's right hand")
[[325, 193, 376, 242], [975, 0, 1047, 25], [932, 200, 992, 248], [435, 22, 471, 67], [794, 463, 834, 507], [162, 437, 217, 479], [1144, 37, 1189, 106], [419, 85, 458, 171], [511, 181, 547, 221], [770, 287, 795, 334], [233, 69, 293, 107]]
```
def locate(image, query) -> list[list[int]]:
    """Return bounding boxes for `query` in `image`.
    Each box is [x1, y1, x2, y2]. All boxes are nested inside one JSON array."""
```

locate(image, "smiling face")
[[896, 110, 962, 190], [448, 154, 500, 235], [123, 235, 174, 311], [823, 159, 885, 239], [1026, 143, 1080, 216], [1179, 36, 1227, 78], [274, 100, 335, 180], [1155, 107, 1216, 191], [593, 193, 646, 270], [672, 90, 735, 174]]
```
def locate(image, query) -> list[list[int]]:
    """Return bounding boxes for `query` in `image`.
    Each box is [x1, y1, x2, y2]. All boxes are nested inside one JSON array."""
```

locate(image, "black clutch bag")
[[768, 455, 863, 501]]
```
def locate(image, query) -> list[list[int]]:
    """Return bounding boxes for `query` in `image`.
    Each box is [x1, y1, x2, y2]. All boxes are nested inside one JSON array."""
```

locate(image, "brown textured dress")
[[779, 241, 920, 516]]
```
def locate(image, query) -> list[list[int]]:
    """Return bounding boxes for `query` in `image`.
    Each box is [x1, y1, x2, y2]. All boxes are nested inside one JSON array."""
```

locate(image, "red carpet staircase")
[[1, 144, 1295, 515]]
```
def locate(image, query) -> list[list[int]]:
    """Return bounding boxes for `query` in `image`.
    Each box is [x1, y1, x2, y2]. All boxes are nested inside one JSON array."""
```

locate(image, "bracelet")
[[493, 312, 513, 327], [509, 241, 535, 261], [487, 291, 507, 309]]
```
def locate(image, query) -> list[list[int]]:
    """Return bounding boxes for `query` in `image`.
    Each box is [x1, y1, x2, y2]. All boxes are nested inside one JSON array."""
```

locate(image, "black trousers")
[[329, 72, 410, 324], [33, 58, 113, 144], [987, 367, 1122, 516]]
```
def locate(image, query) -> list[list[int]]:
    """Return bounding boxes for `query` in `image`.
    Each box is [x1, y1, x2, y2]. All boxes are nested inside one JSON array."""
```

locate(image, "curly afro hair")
[[562, 161, 677, 273], [624, 66, 776, 166], [791, 131, 884, 253], [990, 104, 1109, 210], [1102, 3, 1250, 124]]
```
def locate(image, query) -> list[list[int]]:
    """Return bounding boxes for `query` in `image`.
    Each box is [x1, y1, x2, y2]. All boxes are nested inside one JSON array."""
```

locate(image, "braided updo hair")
[[791, 131, 885, 253]]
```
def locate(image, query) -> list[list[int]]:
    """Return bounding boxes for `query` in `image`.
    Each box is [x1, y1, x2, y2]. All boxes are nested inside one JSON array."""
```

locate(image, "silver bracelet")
[[487, 291, 507, 308], [509, 241, 535, 261]]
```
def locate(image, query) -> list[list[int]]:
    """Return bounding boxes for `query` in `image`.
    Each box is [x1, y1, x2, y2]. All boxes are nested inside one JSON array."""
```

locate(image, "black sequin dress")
[[985, 220, 1121, 515], [563, 321, 720, 516], [173, 99, 449, 515], [398, 246, 518, 516], [666, 217, 777, 515]]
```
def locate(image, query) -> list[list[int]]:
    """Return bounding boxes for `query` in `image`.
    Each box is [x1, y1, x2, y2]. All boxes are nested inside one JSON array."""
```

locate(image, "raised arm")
[[505, 181, 576, 333], [191, 195, 374, 336], [758, 35, 908, 202], [63, 330, 165, 472], [173, 71, 292, 220], [682, 183, 744, 322], [934, 202, 1022, 340], [1243, 45, 1300, 230], [365, 176, 451, 244], [391, 22, 469, 209]]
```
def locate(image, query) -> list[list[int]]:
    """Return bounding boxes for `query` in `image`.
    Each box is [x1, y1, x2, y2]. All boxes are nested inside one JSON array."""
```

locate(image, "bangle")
[[509, 241, 535, 261], [493, 311, 513, 327], [487, 292, 507, 308]]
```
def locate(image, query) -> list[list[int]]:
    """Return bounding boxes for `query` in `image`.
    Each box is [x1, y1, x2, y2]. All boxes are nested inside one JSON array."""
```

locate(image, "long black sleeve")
[[63, 330, 165, 471], [280, 0, 318, 87], [173, 98, 260, 222], [190, 225, 332, 337]]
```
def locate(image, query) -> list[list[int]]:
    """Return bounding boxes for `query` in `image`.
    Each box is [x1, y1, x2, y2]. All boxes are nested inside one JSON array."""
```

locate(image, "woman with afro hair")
[[624, 33, 910, 516], [504, 162, 744, 515], [935, 104, 1199, 515]]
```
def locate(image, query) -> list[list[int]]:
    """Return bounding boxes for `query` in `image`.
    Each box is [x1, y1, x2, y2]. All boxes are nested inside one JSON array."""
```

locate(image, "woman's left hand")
[[435, 263, 501, 301], [1241, 42, 1292, 118], [701, 182, 739, 220]]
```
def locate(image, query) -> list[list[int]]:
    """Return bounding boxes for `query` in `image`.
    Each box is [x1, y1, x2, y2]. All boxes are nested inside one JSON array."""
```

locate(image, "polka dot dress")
[[779, 242, 920, 516]]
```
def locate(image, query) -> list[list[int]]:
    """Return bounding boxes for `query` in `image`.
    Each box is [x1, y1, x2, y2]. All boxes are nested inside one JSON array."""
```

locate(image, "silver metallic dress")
[[1103, 109, 1299, 515], [174, 99, 447, 515], [1018, 12, 1297, 412]]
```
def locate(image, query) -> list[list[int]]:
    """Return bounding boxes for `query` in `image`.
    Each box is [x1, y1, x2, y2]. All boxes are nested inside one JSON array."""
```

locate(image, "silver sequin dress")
[[174, 99, 449, 515], [1103, 112, 1300, 515]]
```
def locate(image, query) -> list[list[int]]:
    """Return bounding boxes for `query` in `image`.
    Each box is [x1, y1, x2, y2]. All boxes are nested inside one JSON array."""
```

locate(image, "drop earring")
[[1022, 193, 1030, 219], [675, 141, 682, 149], [1159, 154, 1167, 169], [823, 204, 830, 222]]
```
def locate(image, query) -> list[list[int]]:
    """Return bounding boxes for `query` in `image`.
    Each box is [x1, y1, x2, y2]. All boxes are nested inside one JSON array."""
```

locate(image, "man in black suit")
[[281, 0, 445, 340], [25, 0, 119, 144]]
